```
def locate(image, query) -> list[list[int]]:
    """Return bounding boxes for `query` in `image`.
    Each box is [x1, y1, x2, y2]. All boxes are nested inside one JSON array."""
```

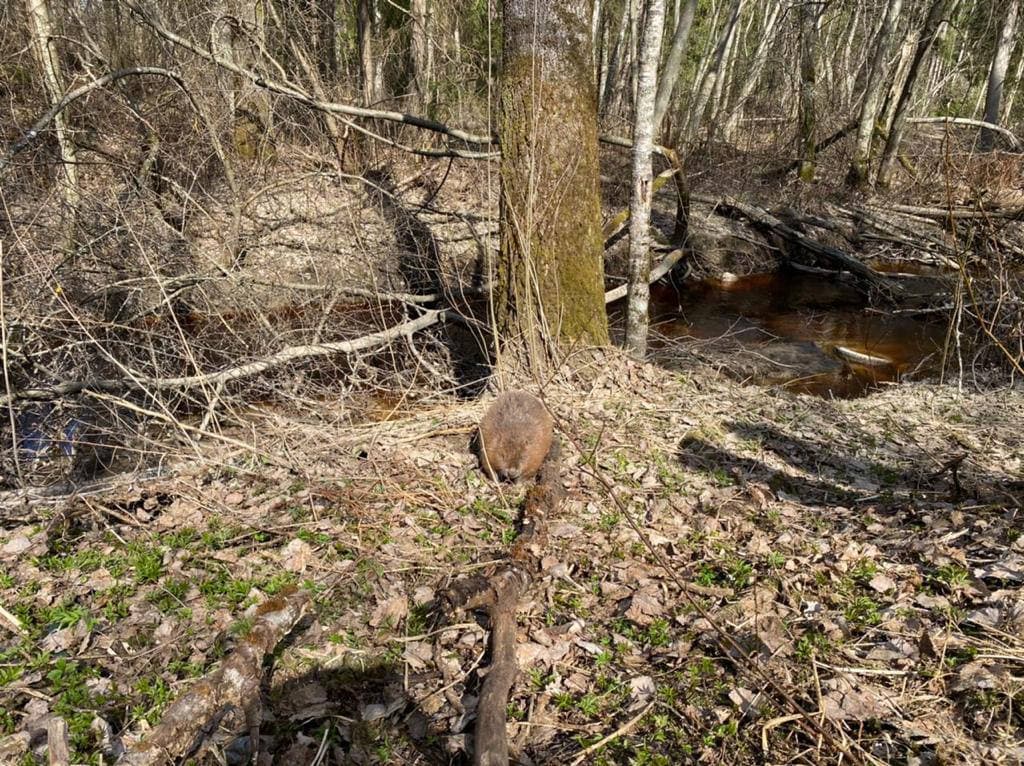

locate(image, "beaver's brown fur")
[[476, 391, 553, 482]]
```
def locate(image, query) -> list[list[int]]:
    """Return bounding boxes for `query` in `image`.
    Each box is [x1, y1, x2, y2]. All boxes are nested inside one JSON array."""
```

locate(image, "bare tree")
[[848, 0, 904, 187], [877, 0, 950, 188], [357, 0, 383, 105], [624, 0, 666, 357], [797, 0, 823, 182], [653, 0, 697, 130], [497, 0, 609, 374], [722, 0, 783, 140], [410, 0, 433, 110], [979, 0, 1020, 150], [25, 0, 78, 232], [684, 0, 745, 144]]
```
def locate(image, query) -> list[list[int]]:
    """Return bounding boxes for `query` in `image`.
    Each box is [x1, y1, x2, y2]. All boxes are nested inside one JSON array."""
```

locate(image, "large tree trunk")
[[600, 0, 631, 115], [1001, 28, 1024, 120], [652, 0, 697, 130], [979, 0, 1020, 150], [876, 0, 949, 188], [797, 0, 822, 182], [847, 0, 903, 187], [624, 0, 665, 357], [497, 0, 609, 373], [25, 0, 78, 233], [357, 0, 382, 105]]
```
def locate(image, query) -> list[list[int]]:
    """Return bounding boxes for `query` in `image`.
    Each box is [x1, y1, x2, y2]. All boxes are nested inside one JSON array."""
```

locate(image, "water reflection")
[[617, 271, 948, 398]]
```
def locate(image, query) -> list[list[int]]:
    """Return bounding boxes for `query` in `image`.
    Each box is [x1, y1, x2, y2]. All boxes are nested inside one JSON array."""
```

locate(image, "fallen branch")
[[0, 308, 446, 405], [888, 203, 1024, 221], [604, 248, 687, 304], [116, 587, 309, 766], [443, 439, 566, 766], [1, 67, 190, 177], [696, 194, 887, 287], [906, 116, 1023, 151], [124, 2, 494, 152], [7, 243, 690, 405]]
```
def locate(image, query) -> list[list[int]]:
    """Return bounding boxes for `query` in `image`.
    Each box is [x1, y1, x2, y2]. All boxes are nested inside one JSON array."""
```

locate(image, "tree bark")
[[1001, 28, 1024, 120], [979, 0, 1020, 150], [600, 0, 631, 114], [410, 0, 432, 111], [652, 0, 696, 130], [498, 0, 610, 374], [25, 0, 79, 232], [624, 0, 666, 357], [357, 0, 382, 105], [847, 0, 903, 187], [877, 0, 949, 188], [683, 0, 744, 144], [797, 0, 822, 182]]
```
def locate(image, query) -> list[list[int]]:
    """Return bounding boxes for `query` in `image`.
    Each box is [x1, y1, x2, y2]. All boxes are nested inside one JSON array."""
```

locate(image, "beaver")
[[476, 390, 553, 482]]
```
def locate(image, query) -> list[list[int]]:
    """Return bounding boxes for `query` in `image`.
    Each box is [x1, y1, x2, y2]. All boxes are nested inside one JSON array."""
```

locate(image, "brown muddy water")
[[615, 270, 950, 398]]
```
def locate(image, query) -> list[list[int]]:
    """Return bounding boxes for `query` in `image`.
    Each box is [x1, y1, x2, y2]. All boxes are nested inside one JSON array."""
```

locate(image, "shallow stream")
[[621, 269, 950, 398]]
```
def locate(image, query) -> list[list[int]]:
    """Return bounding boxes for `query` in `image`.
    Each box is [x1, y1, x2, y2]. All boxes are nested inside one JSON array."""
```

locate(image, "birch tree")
[[410, 0, 433, 111], [624, 0, 666, 357], [653, 0, 697, 130], [797, 0, 823, 182], [25, 0, 78, 229], [684, 0, 744, 143], [979, 0, 1020, 150], [722, 0, 782, 140], [877, 0, 950, 188]]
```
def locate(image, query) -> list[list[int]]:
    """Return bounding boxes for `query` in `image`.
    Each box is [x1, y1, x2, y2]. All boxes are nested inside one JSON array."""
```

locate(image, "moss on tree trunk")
[[496, 0, 609, 373]]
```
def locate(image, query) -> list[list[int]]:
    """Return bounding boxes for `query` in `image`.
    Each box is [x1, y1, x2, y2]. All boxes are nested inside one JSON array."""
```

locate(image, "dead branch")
[[122, 1, 495, 151], [604, 247, 687, 304], [1, 67, 191, 177], [1, 308, 447, 405], [696, 194, 888, 287], [442, 439, 566, 766], [888, 203, 1024, 220], [116, 587, 309, 766], [906, 116, 1023, 151]]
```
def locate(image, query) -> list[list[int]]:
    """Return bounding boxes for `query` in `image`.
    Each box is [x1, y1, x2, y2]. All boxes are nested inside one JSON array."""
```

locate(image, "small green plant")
[[133, 676, 173, 725], [934, 564, 970, 588], [795, 630, 829, 661], [765, 551, 785, 568], [849, 558, 878, 583], [46, 601, 94, 630], [148, 578, 190, 615], [131, 548, 164, 584], [844, 596, 881, 628]]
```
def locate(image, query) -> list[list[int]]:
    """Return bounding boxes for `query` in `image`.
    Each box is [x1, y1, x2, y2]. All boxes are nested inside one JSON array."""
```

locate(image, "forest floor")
[[1, 351, 1022, 765]]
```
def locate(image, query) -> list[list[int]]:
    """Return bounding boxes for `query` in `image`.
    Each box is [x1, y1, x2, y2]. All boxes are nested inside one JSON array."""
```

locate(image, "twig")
[[567, 702, 654, 766]]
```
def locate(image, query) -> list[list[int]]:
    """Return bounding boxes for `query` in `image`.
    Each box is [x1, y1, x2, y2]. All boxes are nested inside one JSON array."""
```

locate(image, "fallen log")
[[442, 437, 566, 766], [695, 194, 888, 288], [116, 587, 309, 766]]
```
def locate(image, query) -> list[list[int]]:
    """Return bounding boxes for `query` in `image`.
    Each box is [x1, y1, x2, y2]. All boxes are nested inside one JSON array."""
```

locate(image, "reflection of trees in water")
[[636, 272, 945, 398]]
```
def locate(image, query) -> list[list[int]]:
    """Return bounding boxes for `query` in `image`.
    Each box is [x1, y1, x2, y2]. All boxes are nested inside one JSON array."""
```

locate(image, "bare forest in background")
[[1, 0, 1022, 479], [2, 3, 1024, 765]]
